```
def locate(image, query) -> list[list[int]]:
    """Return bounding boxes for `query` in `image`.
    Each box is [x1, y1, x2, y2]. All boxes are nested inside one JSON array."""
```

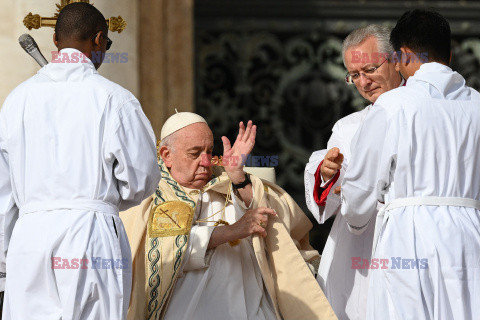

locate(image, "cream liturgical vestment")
[[0, 48, 160, 319], [120, 159, 337, 320], [342, 62, 480, 320]]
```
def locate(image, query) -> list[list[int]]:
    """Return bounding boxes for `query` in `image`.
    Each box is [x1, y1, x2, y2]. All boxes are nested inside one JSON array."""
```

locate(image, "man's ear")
[[93, 31, 102, 48], [390, 51, 400, 72], [53, 33, 58, 47], [400, 47, 411, 66], [159, 146, 173, 168], [449, 51, 452, 64]]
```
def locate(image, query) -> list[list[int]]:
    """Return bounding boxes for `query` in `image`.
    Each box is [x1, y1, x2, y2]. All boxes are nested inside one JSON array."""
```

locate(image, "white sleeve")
[[181, 186, 254, 272], [0, 112, 19, 292], [304, 122, 344, 224], [182, 225, 216, 271], [104, 100, 161, 211], [341, 106, 396, 234], [304, 150, 327, 223]]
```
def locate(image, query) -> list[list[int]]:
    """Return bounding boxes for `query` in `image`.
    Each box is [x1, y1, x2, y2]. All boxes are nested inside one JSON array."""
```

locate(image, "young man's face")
[[344, 36, 401, 103]]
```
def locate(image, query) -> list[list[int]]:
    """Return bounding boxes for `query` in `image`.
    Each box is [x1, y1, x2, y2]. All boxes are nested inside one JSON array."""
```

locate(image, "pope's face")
[[164, 123, 214, 190], [344, 36, 401, 103]]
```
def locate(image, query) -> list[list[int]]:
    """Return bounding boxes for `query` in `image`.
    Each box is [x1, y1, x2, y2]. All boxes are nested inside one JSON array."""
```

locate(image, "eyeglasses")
[[345, 59, 387, 84], [91, 32, 112, 51]]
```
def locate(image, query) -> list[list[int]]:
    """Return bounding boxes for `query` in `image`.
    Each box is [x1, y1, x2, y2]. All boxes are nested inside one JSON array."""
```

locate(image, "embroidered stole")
[[145, 160, 229, 320]]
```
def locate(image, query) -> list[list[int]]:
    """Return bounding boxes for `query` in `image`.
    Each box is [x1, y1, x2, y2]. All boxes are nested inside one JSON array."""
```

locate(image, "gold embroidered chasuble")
[[120, 159, 337, 320]]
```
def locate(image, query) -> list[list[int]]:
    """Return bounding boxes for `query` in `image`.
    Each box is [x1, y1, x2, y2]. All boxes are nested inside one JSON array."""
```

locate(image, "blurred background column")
[[138, 0, 194, 137]]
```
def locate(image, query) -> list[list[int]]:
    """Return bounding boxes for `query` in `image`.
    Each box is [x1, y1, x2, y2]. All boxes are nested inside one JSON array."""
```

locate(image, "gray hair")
[[159, 131, 178, 152], [342, 24, 393, 66]]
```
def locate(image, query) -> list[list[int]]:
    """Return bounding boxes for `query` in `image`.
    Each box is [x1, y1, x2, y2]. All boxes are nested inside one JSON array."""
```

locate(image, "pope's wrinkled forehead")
[[171, 122, 214, 150]]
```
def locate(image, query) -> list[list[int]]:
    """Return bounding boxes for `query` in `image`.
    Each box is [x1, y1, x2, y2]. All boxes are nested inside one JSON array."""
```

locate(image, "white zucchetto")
[[160, 110, 208, 140]]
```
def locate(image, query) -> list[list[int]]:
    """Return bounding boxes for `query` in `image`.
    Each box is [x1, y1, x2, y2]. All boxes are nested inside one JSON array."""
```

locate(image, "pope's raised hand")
[[222, 120, 256, 184], [321, 147, 344, 182]]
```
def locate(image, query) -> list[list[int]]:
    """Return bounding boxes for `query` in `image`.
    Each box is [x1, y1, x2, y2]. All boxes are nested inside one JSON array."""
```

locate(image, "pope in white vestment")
[[163, 181, 277, 320], [0, 47, 160, 319], [122, 112, 336, 320], [342, 62, 480, 319]]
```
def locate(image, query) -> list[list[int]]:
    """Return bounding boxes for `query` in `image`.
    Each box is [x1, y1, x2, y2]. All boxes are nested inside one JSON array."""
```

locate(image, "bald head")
[[55, 2, 107, 43]]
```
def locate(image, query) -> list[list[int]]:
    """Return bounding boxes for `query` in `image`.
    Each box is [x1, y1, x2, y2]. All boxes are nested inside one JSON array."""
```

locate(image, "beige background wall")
[[0, 0, 139, 118], [0, 0, 194, 136], [0, 0, 139, 100]]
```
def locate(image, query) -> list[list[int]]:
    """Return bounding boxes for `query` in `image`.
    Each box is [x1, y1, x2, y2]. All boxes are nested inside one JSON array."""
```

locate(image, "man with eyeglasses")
[[304, 24, 402, 320], [0, 2, 159, 319], [342, 10, 480, 319]]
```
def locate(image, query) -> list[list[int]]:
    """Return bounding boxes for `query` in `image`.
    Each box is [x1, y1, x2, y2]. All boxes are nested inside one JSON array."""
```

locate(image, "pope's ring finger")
[[259, 221, 267, 228]]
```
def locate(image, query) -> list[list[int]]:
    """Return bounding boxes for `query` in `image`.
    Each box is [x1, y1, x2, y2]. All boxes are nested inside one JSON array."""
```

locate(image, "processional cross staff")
[[23, 0, 127, 33]]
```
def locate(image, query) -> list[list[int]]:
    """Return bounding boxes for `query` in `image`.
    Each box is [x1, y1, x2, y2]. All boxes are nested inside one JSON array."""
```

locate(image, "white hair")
[[342, 24, 393, 66], [159, 131, 178, 152]]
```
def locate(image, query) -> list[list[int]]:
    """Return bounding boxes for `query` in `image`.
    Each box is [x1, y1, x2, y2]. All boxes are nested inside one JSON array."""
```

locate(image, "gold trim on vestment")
[[148, 201, 194, 237]]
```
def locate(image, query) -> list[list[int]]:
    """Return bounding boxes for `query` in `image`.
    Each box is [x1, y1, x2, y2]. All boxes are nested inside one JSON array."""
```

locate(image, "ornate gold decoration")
[[148, 201, 194, 237], [55, 0, 90, 17], [23, 13, 42, 30], [23, 1, 127, 33], [108, 16, 127, 34]]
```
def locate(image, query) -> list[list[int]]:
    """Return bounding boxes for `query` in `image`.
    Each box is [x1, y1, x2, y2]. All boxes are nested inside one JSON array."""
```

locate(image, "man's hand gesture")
[[321, 147, 344, 182], [231, 207, 277, 239], [222, 120, 256, 184], [208, 207, 277, 249]]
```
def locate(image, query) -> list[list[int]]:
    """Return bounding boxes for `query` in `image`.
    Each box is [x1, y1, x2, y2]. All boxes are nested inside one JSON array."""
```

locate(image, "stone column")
[[138, 0, 194, 137]]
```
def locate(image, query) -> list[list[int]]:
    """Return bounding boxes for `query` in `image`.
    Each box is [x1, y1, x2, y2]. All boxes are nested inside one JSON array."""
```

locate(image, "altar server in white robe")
[[0, 3, 159, 319], [342, 9, 480, 320], [304, 25, 402, 319]]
